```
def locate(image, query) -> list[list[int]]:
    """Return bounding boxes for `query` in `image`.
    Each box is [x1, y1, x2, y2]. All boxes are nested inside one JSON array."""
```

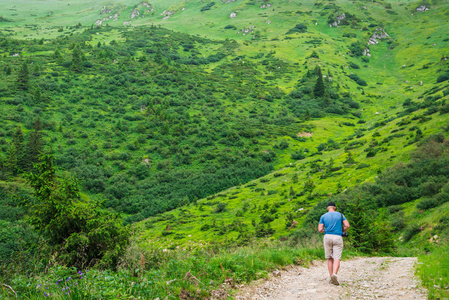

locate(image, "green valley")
[[0, 0, 449, 298]]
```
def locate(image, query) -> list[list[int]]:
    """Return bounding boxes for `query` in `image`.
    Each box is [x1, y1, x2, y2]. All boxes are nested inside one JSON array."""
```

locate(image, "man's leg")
[[332, 258, 340, 275], [327, 258, 334, 277], [329, 236, 343, 285]]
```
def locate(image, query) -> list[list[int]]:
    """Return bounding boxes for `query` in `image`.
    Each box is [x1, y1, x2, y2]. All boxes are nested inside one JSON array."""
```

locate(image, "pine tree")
[[346, 198, 373, 253], [304, 108, 311, 121], [313, 66, 325, 97], [24, 152, 129, 267], [12, 126, 26, 172], [53, 48, 62, 63], [71, 44, 83, 72], [289, 185, 295, 197], [17, 61, 29, 90], [4, 143, 18, 177], [34, 88, 42, 103], [25, 118, 44, 171], [373, 208, 395, 253]]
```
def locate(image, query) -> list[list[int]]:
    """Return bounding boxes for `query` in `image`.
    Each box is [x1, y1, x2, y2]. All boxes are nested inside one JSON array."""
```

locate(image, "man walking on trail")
[[318, 201, 350, 286]]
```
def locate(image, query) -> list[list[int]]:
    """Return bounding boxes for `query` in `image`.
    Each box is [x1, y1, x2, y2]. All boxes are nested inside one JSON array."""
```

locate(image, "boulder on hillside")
[[368, 28, 389, 45], [416, 5, 429, 12]]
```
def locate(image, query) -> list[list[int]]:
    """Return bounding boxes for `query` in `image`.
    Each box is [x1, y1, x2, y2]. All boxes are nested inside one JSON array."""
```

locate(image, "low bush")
[[436, 72, 449, 83], [287, 23, 308, 34], [390, 212, 406, 230], [402, 224, 421, 242], [348, 74, 367, 86]]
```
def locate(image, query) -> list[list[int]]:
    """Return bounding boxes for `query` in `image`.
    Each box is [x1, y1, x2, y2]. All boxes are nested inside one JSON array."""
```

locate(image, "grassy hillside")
[[135, 104, 449, 248], [1, 0, 449, 299]]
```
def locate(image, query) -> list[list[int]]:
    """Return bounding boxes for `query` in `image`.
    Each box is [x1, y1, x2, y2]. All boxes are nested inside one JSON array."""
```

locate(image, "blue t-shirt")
[[319, 211, 346, 236]]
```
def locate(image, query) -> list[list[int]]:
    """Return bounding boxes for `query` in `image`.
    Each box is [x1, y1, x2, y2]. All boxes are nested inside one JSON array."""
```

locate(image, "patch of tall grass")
[[417, 244, 449, 299], [0, 240, 327, 299]]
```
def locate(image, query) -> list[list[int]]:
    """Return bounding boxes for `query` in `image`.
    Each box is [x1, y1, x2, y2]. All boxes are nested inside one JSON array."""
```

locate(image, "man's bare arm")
[[343, 220, 350, 232], [318, 223, 325, 233]]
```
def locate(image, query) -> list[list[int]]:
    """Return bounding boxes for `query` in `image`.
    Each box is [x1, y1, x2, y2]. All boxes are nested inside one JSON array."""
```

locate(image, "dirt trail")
[[233, 257, 427, 299]]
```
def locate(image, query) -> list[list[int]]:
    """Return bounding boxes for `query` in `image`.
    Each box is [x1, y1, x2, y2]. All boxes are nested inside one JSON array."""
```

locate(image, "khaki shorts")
[[324, 234, 343, 260]]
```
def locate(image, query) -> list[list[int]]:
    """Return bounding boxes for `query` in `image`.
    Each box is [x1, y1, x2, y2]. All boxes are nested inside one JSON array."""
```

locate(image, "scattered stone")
[[329, 13, 345, 27], [273, 270, 281, 277], [416, 5, 430, 12], [230, 12, 237, 19], [235, 257, 426, 299], [368, 27, 389, 45], [100, 6, 112, 15], [363, 48, 371, 57], [131, 9, 140, 19]]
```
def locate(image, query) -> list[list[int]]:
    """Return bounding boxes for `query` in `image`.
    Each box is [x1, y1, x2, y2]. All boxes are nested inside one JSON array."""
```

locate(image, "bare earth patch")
[[233, 257, 427, 299], [297, 132, 314, 137]]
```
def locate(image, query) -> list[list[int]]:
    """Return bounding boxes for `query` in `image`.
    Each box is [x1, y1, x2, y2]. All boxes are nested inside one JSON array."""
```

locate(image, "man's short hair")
[[327, 201, 336, 207]]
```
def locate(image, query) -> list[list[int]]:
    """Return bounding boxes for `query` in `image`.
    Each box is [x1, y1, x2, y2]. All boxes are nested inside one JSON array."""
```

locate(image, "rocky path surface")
[[233, 257, 427, 300]]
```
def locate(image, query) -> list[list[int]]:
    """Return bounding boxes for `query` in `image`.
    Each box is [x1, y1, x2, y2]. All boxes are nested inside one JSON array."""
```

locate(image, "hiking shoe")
[[331, 275, 339, 286]]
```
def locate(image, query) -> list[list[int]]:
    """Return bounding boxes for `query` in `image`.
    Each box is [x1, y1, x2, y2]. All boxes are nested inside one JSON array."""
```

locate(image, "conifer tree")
[[12, 126, 26, 172], [24, 152, 129, 267], [304, 108, 311, 121], [372, 208, 395, 253], [346, 198, 373, 253], [25, 118, 44, 171], [4, 143, 18, 177], [34, 88, 42, 103], [17, 60, 29, 90], [313, 66, 325, 97], [71, 44, 83, 72], [53, 48, 62, 63]]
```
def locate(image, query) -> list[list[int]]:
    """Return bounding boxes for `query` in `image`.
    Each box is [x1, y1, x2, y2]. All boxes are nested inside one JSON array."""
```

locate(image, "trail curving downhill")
[[233, 257, 427, 300]]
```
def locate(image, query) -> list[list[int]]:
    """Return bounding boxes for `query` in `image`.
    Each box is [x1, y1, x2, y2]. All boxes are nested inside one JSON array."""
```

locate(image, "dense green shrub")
[[214, 202, 228, 213], [201, 2, 216, 11], [348, 74, 367, 86], [348, 42, 365, 57], [349, 62, 360, 69], [416, 198, 439, 210], [287, 24, 308, 34], [24, 153, 129, 268], [403, 224, 421, 242], [436, 72, 449, 83], [390, 212, 406, 230], [291, 150, 306, 160]]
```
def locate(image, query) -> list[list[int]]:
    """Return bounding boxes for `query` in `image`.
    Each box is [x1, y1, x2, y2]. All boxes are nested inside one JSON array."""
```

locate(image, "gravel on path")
[[233, 257, 427, 300]]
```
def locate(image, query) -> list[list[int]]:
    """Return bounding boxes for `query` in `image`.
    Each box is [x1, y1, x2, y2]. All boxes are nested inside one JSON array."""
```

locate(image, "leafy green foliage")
[[16, 61, 29, 91], [313, 66, 325, 97], [287, 23, 308, 34], [24, 152, 129, 268], [348, 42, 366, 57], [200, 2, 216, 11], [0, 185, 40, 274], [348, 74, 367, 86], [436, 72, 449, 83], [5, 242, 327, 299], [0, 1, 449, 296]]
